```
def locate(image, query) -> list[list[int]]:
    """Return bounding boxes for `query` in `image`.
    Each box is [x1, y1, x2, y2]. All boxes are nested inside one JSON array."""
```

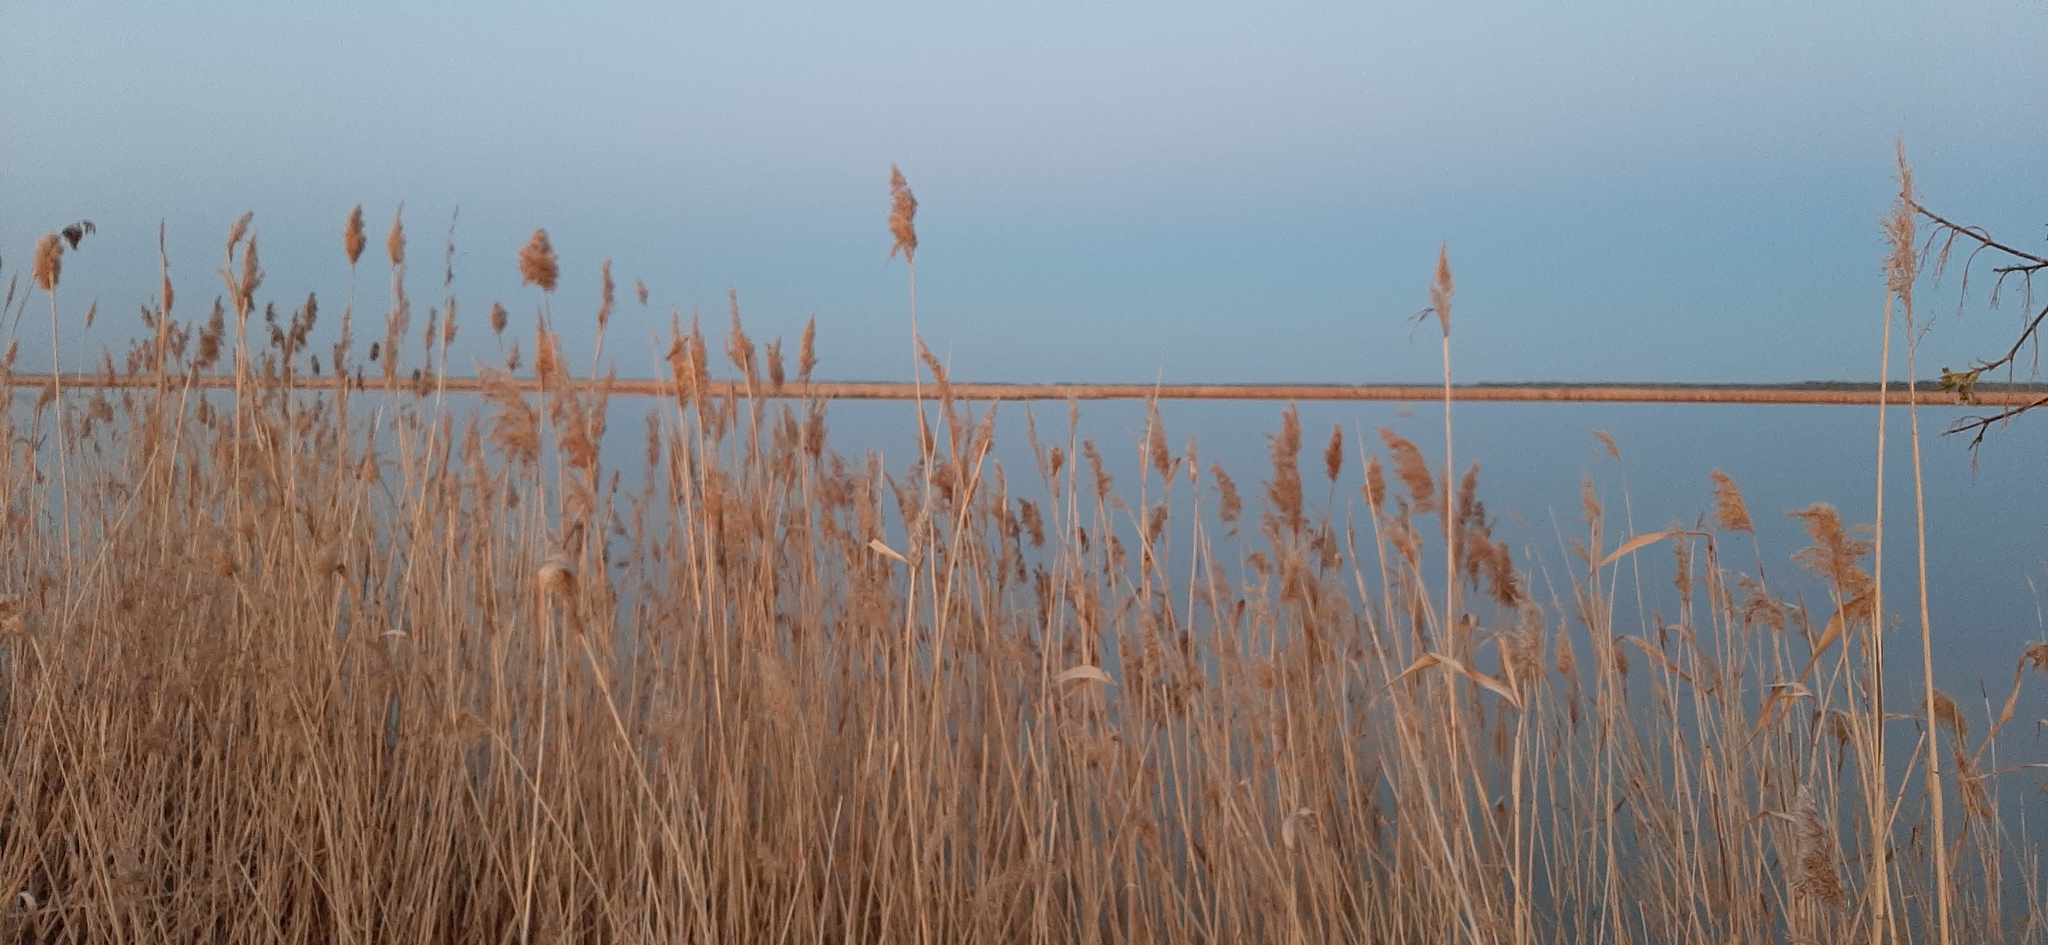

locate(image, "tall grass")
[[0, 208, 2039, 944]]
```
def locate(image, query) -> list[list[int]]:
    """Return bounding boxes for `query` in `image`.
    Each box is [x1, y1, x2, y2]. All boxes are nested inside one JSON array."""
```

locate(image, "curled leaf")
[[1281, 808, 1315, 851], [1056, 665, 1114, 686], [867, 538, 910, 565], [1600, 530, 1675, 569]]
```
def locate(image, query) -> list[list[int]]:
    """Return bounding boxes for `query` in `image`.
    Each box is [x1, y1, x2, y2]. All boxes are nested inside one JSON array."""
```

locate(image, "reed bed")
[[0, 211, 2040, 945]]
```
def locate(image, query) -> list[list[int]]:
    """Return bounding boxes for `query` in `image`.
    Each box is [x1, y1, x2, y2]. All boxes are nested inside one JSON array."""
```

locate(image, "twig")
[[1913, 200, 2048, 271], [1945, 394, 2048, 451], [1912, 198, 2048, 441]]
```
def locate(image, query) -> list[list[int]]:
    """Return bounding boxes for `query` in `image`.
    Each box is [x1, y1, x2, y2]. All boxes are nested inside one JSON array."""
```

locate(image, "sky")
[[1, 1, 2043, 385], [6, 1, 2048, 766]]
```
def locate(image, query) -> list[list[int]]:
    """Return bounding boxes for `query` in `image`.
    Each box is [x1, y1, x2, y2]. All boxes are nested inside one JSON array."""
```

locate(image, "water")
[[806, 393, 2048, 678]]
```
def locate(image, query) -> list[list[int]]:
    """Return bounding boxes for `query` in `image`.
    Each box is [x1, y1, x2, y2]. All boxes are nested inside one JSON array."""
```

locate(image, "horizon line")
[[5, 372, 2036, 407]]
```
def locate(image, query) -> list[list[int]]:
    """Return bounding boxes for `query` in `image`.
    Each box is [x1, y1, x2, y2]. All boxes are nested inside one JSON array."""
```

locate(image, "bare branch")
[[1912, 200, 2047, 268], [1944, 394, 2048, 452], [1913, 199, 2048, 448]]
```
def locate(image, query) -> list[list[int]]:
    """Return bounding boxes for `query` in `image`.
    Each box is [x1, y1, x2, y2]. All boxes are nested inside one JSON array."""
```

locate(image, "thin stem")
[[1441, 331, 1455, 645], [1870, 284, 1893, 945], [46, 287, 71, 570], [1907, 269, 1953, 945]]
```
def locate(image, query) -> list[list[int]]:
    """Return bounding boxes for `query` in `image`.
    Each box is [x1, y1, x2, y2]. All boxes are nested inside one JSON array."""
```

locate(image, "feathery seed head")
[[1430, 243, 1454, 337], [1788, 502, 1873, 601], [1265, 405, 1304, 535], [725, 292, 756, 377], [1709, 469, 1753, 533], [534, 323, 561, 380], [1377, 428, 1436, 514], [344, 205, 366, 265], [888, 165, 919, 263], [225, 212, 253, 254], [1886, 140, 1917, 299], [1368, 453, 1384, 512], [797, 317, 818, 383], [385, 205, 406, 267], [239, 234, 263, 308], [1592, 429, 1620, 460], [1146, 402, 1171, 480], [1791, 787, 1846, 907], [489, 301, 508, 336], [597, 259, 614, 331], [1211, 463, 1242, 532], [31, 235, 61, 292], [766, 339, 785, 388], [519, 229, 559, 292]]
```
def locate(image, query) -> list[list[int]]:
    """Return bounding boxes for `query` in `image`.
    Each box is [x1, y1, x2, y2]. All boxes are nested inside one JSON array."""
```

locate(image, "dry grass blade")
[[1055, 665, 1114, 686], [1384, 652, 1520, 708], [868, 537, 909, 564], [1598, 530, 1677, 569]]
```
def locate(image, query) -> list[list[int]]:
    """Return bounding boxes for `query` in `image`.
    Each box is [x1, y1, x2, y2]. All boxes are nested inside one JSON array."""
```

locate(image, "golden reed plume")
[[519, 229, 559, 292], [888, 165, 918, 263]]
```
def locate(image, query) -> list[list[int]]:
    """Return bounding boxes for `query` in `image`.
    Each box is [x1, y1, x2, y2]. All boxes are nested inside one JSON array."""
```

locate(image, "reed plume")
[[1708, 469, 1752, 533], [32, 234, 61, 292], [1211, 462, 1241, 533], [1377, 428, 1435, 514], [1429, 243, 1453, 339], [1362, 455, 1385, 513], [344, 205, 366, 265], [239, 234, 263, 313], [1791, 788, 1847, 909], [798, 316, 818, 383], [385, 205, 406, 267], [888, 165, 918, 263], [1264, 404, 1303, 536], [519, 229, 559, 292], [1146, 401, 1171, 480]]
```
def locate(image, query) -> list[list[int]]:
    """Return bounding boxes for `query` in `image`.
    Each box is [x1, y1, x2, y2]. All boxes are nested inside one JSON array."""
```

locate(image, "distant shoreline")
[[6, 372, 2039, 406]]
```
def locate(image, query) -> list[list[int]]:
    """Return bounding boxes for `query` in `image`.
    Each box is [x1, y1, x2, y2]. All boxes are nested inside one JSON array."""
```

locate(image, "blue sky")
[[2, 1, 2041, 384]]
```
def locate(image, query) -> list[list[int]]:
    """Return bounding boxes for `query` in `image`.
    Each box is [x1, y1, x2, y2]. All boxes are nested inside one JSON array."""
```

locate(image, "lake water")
[[800, 394, 2048, 686]]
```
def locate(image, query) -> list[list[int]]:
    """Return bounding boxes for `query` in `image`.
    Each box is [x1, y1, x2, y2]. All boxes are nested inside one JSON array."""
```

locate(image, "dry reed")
[[0, 208, 2030, 945]]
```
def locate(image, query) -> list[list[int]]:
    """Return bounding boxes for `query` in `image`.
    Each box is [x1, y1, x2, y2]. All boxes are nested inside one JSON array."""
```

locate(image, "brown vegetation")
[[0, 210, 2036, 944]]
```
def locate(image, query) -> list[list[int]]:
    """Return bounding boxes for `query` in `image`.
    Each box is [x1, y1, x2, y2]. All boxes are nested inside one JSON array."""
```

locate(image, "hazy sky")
[[2, 1, 2041, 384]]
